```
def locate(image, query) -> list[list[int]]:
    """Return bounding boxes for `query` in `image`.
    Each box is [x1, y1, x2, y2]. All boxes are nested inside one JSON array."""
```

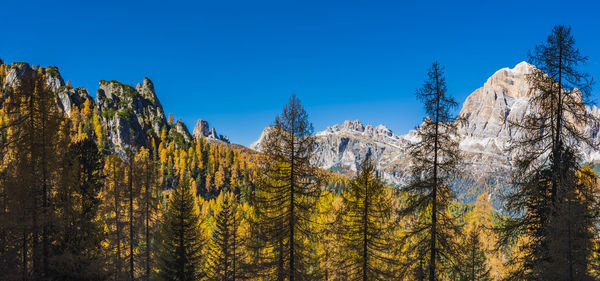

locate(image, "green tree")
[[156, 175, 205, 281], [400, 62, 463, 281], [454, 227, 491, 281], [0, 65, 65, 279], [205, 192, 248, 281], [333, 156, 396, 281], [100, 154, 128, 281], [500, 25, 598, 281], [134, 147, 162, 281], [251, 94, 320, 281], [49, 137, 106, 280]]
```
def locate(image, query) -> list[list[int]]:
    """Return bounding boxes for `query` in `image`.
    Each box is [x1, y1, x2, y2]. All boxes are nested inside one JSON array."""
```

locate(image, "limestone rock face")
[[192, 119, 229, 143], [0, 60, 225, 158], [312, 120, 409, 175], [2, 62, 38, 93], [252, 120, 412, 184], [2, 62, 62, 92], [173, 120, 193, 143], [193, 120, 210, 139], [58, 87, 93, 116], [0, 62, 90, 117], [250, 126, 273, 151], [96, 78, 169, 151], [252, 62, 600, 208]]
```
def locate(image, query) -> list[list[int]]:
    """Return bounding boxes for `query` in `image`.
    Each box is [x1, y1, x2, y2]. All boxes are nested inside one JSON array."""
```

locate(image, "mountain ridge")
[[0, 61, 230, 154], [251, 61, 600, 208]]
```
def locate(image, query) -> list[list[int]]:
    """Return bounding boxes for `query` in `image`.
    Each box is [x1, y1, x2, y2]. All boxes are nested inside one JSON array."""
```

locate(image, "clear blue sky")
[[2, 0, 599, 146]]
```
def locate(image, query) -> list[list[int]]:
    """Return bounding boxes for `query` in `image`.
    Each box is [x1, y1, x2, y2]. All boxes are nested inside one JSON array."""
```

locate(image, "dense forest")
[[1, 25, 600, 281]]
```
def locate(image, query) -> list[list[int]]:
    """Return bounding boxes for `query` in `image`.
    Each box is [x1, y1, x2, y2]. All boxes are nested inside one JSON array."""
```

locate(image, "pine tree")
[[0, 65, 65, 279], [156, 175, 205, 281], [499, 25, 598, 281], [205, 192, 248, 280], [134, 147, 161, 281], [251, 94, 320, 281], [101, 154, 128, 281], [333, 156, 396, 281], [455, 228, 491, 281], [469, 193, 505, 280], [125, 148, 141, 281], [399, 62, 462, 281], [49, 137, 106, 280]]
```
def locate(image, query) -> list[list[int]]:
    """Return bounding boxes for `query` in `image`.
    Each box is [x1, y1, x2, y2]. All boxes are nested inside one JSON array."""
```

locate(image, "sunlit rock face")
[[96, 78, 170, 151], [252, 62, 600, 209], [193, 119, 229, 143]]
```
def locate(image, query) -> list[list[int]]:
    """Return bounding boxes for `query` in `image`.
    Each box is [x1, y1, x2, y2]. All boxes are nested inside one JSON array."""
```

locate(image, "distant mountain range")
[[4, 60, 600, 210], [252, 62, 600, 209]]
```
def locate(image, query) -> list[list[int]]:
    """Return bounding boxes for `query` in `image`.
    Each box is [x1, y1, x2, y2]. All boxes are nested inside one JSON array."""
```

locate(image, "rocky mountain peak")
[[1, 60, 236, 160], [96, 79, 168, 150], [3, 62, 64, 94], [342, 120, 365, 132], [192, 119, 229, 143], [318, 120, 399, 144], [135, 77, 160, 105], [457, 62, 535, 141], [193, 120, 210, 138], [252, 61, 600, 209]]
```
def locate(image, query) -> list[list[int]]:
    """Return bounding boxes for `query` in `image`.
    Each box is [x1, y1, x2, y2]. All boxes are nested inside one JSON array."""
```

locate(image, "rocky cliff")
[[252, 62, 600, 208], [193, 119, 229, 143], [0, 60, 227, 154], [96, 78, 170, 150]]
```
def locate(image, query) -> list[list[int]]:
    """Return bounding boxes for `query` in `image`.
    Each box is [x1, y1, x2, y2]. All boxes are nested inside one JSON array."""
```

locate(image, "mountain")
[[252, 62, 600, 208], [0, 61, 228, 153], [192, 119, 229, 143]]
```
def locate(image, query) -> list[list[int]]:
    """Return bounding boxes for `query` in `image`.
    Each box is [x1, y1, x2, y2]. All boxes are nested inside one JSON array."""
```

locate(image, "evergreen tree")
[[156, 175, 205, 281], [469, 193, 505, 280], [0, 65, 65, 279], [454, 227, 491, 281], [499, 25, 598, 281], [399, 62, 463, 281], [134, 147, 161, 281], [124, 147, 143, 281], [251, 94, 320, 281], [205, 192, 248, 281], [333, 156, 396, 281], [49, 137, 106, 280], [101, 154, 128, 281]]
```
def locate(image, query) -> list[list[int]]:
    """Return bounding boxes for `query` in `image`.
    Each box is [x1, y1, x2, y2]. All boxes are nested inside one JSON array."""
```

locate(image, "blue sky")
[[2, 0, 599, 146]]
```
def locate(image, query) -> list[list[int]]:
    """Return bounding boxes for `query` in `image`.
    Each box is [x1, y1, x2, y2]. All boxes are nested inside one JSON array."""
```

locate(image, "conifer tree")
[[399, 62, 462, 281], [469, 193, 505, 280], [49, 137, 106, 280], [101, 154, 128, 281], [205, 192, 248, 281], [499, 25, 598, 281], [252, 94, 320, 281], [156, 175, 205, 281], [454, 227, 491, 281], [0, 66, 65, 279], [124, 147, 143, 281], [134, 146, 162, 281], [333, 156, 396, 281]]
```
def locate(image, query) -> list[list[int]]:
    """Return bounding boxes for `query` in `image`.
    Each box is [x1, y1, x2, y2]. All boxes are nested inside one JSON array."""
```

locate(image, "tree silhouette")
[[251, 94, 320, 281], [333, 156, 397, 281], [205, 192, 248, 281], [500, 25, 599, 281], [156, 175, 205, 281], [400, 62, 463, 281]]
